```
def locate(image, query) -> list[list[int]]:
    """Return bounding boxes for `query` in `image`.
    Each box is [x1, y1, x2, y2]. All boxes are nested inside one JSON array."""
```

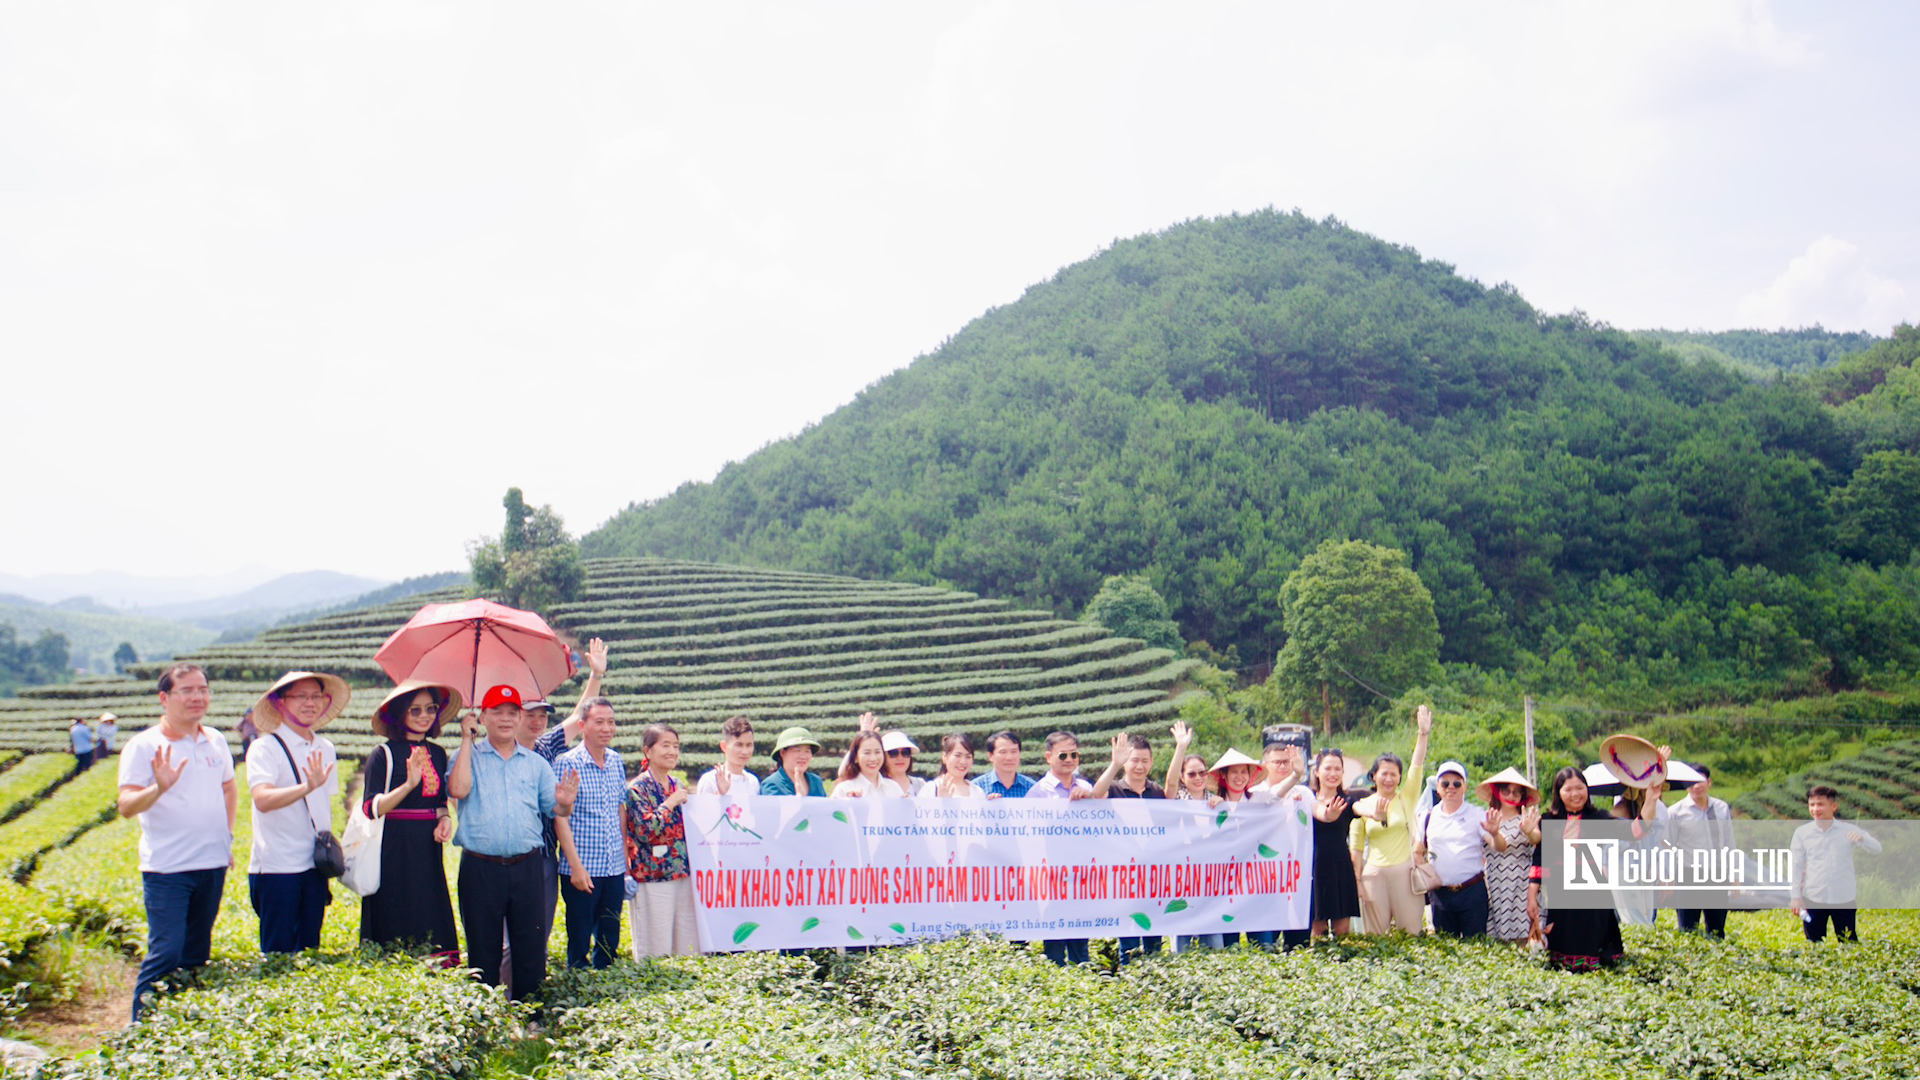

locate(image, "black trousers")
[[1802, 907, 1858, 943], [249, 869, 330, 953], [458, 851, 548, 1000], [562, 875, 626, 969], [1430, 877, 1490, 937], [1676, 908, 1727, 937]]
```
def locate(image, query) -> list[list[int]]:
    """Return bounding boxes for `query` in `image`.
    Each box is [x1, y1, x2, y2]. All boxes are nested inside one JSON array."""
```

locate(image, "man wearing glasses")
[[1414, 760, 1496, 938], [1030, 730, 1093, 963], [118, 663, 237, 1021]]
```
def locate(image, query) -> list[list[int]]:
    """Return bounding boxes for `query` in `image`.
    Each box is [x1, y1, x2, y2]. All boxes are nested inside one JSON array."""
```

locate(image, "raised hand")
[[1170, 720, 1193, 747], [404, 750, 427, 791], [1371, 795, 1391, 823], [1287, 745, 1307, 779], [858, 711, 879, 734], [587, 637, 609, 677], [1482, 808, 1501, 836], [1327, 794, 1349, 820], [1521, 806, 1541, 834], [1415, 704, 1433, 736], [303, 749, 335, 793], [1110, 732, 1129, 763], [715, 767, 732, 795], [151, 745, 185, 793], [556, 769, 581, 814]]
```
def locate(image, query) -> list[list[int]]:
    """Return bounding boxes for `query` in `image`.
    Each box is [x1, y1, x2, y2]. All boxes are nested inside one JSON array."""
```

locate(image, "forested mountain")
[[586, 211, 1920, 709]]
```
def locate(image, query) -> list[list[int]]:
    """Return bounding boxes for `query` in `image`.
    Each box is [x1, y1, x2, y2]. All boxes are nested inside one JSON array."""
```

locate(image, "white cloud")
[[1735, 235, 1910, 332]]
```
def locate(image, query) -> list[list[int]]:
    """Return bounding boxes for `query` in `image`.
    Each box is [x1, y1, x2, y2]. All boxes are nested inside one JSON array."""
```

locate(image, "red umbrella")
[[374, 599, 575, 705]]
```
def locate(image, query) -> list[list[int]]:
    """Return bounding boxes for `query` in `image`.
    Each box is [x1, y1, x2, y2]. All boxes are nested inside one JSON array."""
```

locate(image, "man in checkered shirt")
[[552, 695, 630, 968]]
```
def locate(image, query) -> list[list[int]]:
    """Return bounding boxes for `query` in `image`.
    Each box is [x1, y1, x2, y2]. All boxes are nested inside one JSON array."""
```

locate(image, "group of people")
[[66, 712, 117, 772], [114, 646, 1879, 1022]]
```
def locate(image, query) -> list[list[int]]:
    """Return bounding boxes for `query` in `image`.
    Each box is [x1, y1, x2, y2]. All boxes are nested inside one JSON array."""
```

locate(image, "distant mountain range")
[[0, 570, 387, 634]]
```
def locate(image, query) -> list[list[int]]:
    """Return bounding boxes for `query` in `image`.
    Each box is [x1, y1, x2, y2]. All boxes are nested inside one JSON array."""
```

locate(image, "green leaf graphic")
[[800, 917, 821, 932], [1221, 914, 1235, 923], [1130, 913, 1152, 930], [833, 810, 850, 824], [888, 922, 906, 934], [847, 925, 865, 940], [1296, 809, 1311, 827], [1164, 899, 1189, 914], [732, 922, 760, 945], [793, 819, 810, 833], [1215, 808, 1230, 826], [1258, 844, 1280, 858]]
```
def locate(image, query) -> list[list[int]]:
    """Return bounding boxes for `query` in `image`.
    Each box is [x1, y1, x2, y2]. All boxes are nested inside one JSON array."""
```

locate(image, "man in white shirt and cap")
[[1415, 760, 1500, 938], [118, 663, 237, 1022]]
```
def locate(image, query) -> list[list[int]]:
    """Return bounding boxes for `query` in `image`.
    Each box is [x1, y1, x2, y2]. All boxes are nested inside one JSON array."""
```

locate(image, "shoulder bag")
[[272, 732, 347, 879], [339, 744, 395, 896], [1410, 800, 1442, 895]]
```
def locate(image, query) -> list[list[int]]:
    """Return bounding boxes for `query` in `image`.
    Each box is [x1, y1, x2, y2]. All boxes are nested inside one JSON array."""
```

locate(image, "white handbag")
[[340, 745, 393, 897]]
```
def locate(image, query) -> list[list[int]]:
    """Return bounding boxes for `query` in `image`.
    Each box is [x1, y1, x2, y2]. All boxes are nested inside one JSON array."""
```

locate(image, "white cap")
[[881, 730, 919, 753], [1435, 760, 1469, 781]]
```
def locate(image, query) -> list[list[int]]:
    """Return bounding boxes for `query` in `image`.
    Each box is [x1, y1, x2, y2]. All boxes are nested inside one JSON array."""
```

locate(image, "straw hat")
[[1600, 734, 1666, 789], [1208, 747, 1261, 783], [372, 680, 466, 740], [252, 670, 350, 735], [1477, 766, 1540, 807]]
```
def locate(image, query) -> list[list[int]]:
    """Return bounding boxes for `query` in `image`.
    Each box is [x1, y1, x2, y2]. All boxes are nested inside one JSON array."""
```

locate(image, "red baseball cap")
[[479, 685, 522, 710]]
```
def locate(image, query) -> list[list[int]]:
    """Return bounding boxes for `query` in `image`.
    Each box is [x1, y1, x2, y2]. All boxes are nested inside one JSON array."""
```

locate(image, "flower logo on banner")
[[709, 801, 764, 840]]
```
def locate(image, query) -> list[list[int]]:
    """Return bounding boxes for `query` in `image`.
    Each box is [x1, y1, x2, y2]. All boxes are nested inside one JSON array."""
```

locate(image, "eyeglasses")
[[886, 748, 914, 758], [406, 706, 439, 718], [1054, 751, 1079, 761], [1438, 778, 1464, 789], [282, 692, 329, 704]]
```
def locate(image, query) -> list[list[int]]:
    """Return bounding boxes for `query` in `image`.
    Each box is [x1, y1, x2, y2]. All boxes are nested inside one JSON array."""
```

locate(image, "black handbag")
[[272, 733, 345, 879]]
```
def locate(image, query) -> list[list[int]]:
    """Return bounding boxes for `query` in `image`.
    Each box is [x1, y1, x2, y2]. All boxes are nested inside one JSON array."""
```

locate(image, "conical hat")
[[372, 680, 466, 740], [1600, 734, 1665, 789], [1476, 766, 1540, 807], [252, 670, 350, 736], [1208, 747, 1261, 777]]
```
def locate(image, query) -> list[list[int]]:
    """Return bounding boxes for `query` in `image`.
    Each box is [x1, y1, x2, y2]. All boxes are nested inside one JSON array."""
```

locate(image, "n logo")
[[1564, 838, 1617, 890]]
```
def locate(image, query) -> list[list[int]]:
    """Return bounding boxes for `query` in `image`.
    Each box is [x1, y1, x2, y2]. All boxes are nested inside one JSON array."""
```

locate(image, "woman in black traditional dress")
[[1529, 766, 1624, 971], [1308, 749, 1362, 937], [360, 680, 462, 961]]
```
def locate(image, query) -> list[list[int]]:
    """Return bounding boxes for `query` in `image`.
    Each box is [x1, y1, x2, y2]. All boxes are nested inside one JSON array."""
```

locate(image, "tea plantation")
[[0, 558, 1199, 771], [1736, 738, 1920, 820]]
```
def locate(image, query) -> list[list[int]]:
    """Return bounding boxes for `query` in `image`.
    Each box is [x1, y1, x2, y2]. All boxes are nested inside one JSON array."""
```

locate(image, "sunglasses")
[[886, 748, 914, 758], [1438, 778, 1464, 789], [1054, 751, 1080, 760]]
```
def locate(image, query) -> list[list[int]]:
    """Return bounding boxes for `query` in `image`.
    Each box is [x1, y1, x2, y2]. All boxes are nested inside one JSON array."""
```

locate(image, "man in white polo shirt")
[[1415, 760, 1497, 938], [117, 663, 237, 1022]]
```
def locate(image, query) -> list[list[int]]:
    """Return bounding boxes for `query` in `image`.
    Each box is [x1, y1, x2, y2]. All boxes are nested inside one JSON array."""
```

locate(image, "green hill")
[[0, 603, 215, 679], [1632, 327, 1881, 378], [0, 560, 1193, 770], [1735, 738, 1920, 819], [583, 211, 1920, 711]]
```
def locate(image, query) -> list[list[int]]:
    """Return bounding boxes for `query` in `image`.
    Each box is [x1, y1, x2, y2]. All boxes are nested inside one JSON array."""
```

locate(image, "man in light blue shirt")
[[553, 696, 627, 969], [449, 685, 577, 999], [972, 731, 1036, 798]]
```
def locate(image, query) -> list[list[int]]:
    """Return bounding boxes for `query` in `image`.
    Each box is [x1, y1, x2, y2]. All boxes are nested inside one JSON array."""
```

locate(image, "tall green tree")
[[1831, 450, 1920, 565], [470, 489, 586, 615], [1080, 574, 1184, 652], [1275, 539, 1441, 733], [113, 641, 139, 674]]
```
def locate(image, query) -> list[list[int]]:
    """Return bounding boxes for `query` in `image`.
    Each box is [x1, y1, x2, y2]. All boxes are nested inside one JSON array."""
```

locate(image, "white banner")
[[684, 792, 1314, 951]]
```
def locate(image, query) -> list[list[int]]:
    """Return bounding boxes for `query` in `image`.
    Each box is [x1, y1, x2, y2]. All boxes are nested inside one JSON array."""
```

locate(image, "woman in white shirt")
[[832, 732, 908, 798], [919, 733, 985, 799]]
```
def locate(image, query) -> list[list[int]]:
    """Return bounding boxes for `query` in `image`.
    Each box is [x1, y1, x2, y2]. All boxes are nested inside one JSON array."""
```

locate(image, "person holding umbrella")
[[448, 684, 578, 1000], [245, 670, 346, 955]]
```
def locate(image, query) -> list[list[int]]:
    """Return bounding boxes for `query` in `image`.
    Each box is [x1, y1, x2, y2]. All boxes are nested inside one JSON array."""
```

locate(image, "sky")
[[3, 1, 1916, 595]]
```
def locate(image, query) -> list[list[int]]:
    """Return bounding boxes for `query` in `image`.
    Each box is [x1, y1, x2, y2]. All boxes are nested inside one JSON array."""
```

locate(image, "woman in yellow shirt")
[[1348, 704, 1433, 934]]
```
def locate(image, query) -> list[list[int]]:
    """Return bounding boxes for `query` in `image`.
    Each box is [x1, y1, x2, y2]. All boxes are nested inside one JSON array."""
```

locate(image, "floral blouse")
[[624, 771, 689, 882]]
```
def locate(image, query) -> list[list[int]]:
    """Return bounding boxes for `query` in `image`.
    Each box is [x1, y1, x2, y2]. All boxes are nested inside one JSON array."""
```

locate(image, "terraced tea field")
[[1734, 738, 1920, 819], [0, 559, 1198, 771]]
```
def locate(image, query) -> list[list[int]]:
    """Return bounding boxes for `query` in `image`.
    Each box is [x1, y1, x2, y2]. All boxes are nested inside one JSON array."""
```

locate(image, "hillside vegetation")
[[585, 211, 1920, 714], [0, 559, 1192, 770]]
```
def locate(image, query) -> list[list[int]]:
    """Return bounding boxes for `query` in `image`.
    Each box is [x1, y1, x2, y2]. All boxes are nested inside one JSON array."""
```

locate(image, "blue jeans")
[[135, 868, 226, 1021], [1116, 936, 1163, 964], [562, 875, 626, 969], [249, 869, 330, 954], [1042, 938, 1089, 965], [1175, 933, 1226, 952]]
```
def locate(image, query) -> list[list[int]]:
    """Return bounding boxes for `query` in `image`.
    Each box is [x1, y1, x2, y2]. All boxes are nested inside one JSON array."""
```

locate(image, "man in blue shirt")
[[553, 696, 627, 969], [449, 684, 577, 1000], [971, 731, 1036, 798]]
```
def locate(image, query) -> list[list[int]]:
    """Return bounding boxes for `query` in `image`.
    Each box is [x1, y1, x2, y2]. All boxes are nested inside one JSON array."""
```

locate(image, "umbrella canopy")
[[374, 599, 575, 705], [1582, 762, 1626, 799]]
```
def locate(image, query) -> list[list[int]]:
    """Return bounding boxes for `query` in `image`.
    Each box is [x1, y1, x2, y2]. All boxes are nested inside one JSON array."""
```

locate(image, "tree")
[[1274, 539, 1441, 734], [1831, 450, 1920, 565], [1080, 574, 1184, 652], [470, 488, 586, 614], [113, 641, 139, 674]]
